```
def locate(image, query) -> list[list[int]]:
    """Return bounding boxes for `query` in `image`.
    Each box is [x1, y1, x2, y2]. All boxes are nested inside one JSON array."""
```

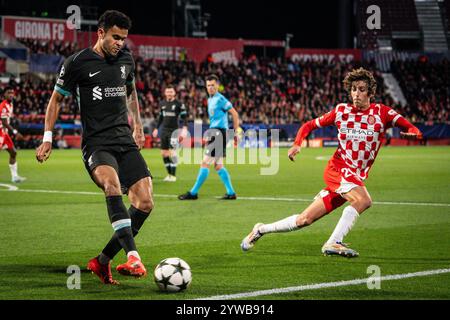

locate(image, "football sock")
[[101, 206, 150, 262], [259, 214, 299, 234], [106, 196, 137, 255], [98, 252, 110, 265], [163, 156, 171, 175], [170, 155, 178, 176], [127, 250, 141, 260], [326, 205, 359, 244], [217, 167, 235, 195], [9, 162, 18, 178], [190, 167, 209, 195]]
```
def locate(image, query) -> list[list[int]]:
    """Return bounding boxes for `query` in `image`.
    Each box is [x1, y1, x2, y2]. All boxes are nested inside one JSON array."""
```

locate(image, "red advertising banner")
[[286, 48, 362, 63], [76, 32, 244, 63], [128, 34, 244, 63], [2, 16, 76, 41]]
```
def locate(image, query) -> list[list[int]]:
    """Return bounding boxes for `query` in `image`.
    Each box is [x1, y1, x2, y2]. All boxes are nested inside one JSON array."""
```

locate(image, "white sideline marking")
[[0, 185, 449, 207], [0, 183, 18, 191], [196, 267, 450, 300]]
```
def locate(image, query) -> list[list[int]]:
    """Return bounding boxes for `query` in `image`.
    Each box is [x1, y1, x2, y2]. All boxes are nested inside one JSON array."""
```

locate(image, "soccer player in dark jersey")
[[36, 10, 153, 285], [152, 85, 187, 182]]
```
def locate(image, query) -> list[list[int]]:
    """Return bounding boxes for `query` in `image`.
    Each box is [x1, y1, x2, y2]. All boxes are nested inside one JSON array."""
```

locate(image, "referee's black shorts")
[[82, 145, 152, 194], [205, 128, 228, 158], [160, 128, 178, 150]]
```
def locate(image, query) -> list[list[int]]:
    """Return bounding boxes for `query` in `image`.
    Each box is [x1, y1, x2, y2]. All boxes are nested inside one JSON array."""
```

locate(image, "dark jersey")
[[156, 99, 187, 131], [54, 48, 136, 149]]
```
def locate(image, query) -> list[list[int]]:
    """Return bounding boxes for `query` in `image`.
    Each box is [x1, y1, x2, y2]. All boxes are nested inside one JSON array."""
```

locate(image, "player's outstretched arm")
[[127, 81, 145, 149], [394, 114, 423, 140], [36, 90, 63, 163]]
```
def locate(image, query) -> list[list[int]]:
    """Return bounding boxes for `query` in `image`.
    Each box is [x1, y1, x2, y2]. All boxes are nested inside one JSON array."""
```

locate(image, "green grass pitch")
[[0, 146, 449, 300]]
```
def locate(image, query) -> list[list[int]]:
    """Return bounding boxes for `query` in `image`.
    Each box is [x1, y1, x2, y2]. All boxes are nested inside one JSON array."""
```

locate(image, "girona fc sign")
[[368, 115, 376, 125]]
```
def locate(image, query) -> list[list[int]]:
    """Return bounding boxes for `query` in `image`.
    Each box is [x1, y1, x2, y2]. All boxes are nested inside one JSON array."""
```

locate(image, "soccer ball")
[[154, 257, 192, 292]]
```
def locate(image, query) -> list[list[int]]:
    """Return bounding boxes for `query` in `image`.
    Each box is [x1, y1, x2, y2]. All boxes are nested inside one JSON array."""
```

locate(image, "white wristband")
[[12, 129, 18, 135], [43, 131, 53, 143]]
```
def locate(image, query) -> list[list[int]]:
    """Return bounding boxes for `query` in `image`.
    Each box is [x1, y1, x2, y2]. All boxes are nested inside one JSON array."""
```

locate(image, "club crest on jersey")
[[120, 65, 126, 79], [368, 115, 375, 125], [59, 66, 65, 78]]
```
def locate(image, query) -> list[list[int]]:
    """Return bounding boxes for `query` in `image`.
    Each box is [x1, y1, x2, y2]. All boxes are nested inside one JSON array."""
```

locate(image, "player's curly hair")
[[98, 10, 132, 31], [343, 67, 377, 97]]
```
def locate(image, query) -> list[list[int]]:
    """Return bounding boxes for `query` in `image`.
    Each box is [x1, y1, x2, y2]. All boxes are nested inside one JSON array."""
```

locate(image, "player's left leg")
[[5, 136, 26, 183], [178, 155, 214, 200], [212, 128, 236, 199], [241, 196, 330, 251], [322, 186, 372, 257], [214, 158, 236, 199], [169, 148, 178, 179]]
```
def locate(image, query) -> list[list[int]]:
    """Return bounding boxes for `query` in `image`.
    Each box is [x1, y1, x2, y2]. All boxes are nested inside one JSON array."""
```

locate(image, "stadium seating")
[[391, 57, 450, 124], [16, 38, 79, 57], [1, 54, 448, 150]]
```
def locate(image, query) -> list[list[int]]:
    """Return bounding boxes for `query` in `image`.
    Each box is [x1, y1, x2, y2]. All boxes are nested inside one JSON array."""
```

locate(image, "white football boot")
[[241, 223, 264, 251]]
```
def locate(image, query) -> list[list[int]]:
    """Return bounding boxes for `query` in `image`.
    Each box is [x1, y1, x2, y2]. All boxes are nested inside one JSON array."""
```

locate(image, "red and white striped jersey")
[[0, 99, 13, 133], [296, 103, 411, 181]]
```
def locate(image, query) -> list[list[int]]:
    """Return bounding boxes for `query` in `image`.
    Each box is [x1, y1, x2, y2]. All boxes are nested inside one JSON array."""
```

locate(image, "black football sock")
[[163, 156, 171, 175], [105, 196, 137, 256], [101, 205, 150, 261], [170, 155, 177, 176]]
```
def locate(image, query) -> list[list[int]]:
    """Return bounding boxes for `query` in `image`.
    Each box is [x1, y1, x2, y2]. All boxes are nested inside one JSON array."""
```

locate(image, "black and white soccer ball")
[[154, 257, 192, 292]]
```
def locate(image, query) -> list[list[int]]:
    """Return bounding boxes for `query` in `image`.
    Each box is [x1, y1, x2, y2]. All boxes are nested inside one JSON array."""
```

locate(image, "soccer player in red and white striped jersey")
[[0, 86, 26, 183], [241, 68, 422, 257]]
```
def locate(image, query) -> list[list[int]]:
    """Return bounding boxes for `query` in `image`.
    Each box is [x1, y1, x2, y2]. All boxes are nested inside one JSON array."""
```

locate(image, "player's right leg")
[[178, 155, 213, 200], [241, 197, 329, 251], [322, 186, 372, 258], [5, 135, 26, 183], [161, 129, 177, 181], [161, 149, 173, 181], [95, 149, 153, 278], [82, 150, 140, 282], [115, 176, 153, 277], [92, 165, 144, 275]]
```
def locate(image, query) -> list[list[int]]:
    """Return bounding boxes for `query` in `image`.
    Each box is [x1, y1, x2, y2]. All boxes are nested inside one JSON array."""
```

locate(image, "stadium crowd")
[[17, 38, 80, 57], [2, 53, 449, 147], [391, 57, 450, 125]]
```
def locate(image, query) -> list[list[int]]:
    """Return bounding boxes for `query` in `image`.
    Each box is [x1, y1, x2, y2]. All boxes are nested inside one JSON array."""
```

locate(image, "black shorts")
[[82, 146, 152, 194], [205, 128, 228, 158], [160, 128, 178, 150]]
